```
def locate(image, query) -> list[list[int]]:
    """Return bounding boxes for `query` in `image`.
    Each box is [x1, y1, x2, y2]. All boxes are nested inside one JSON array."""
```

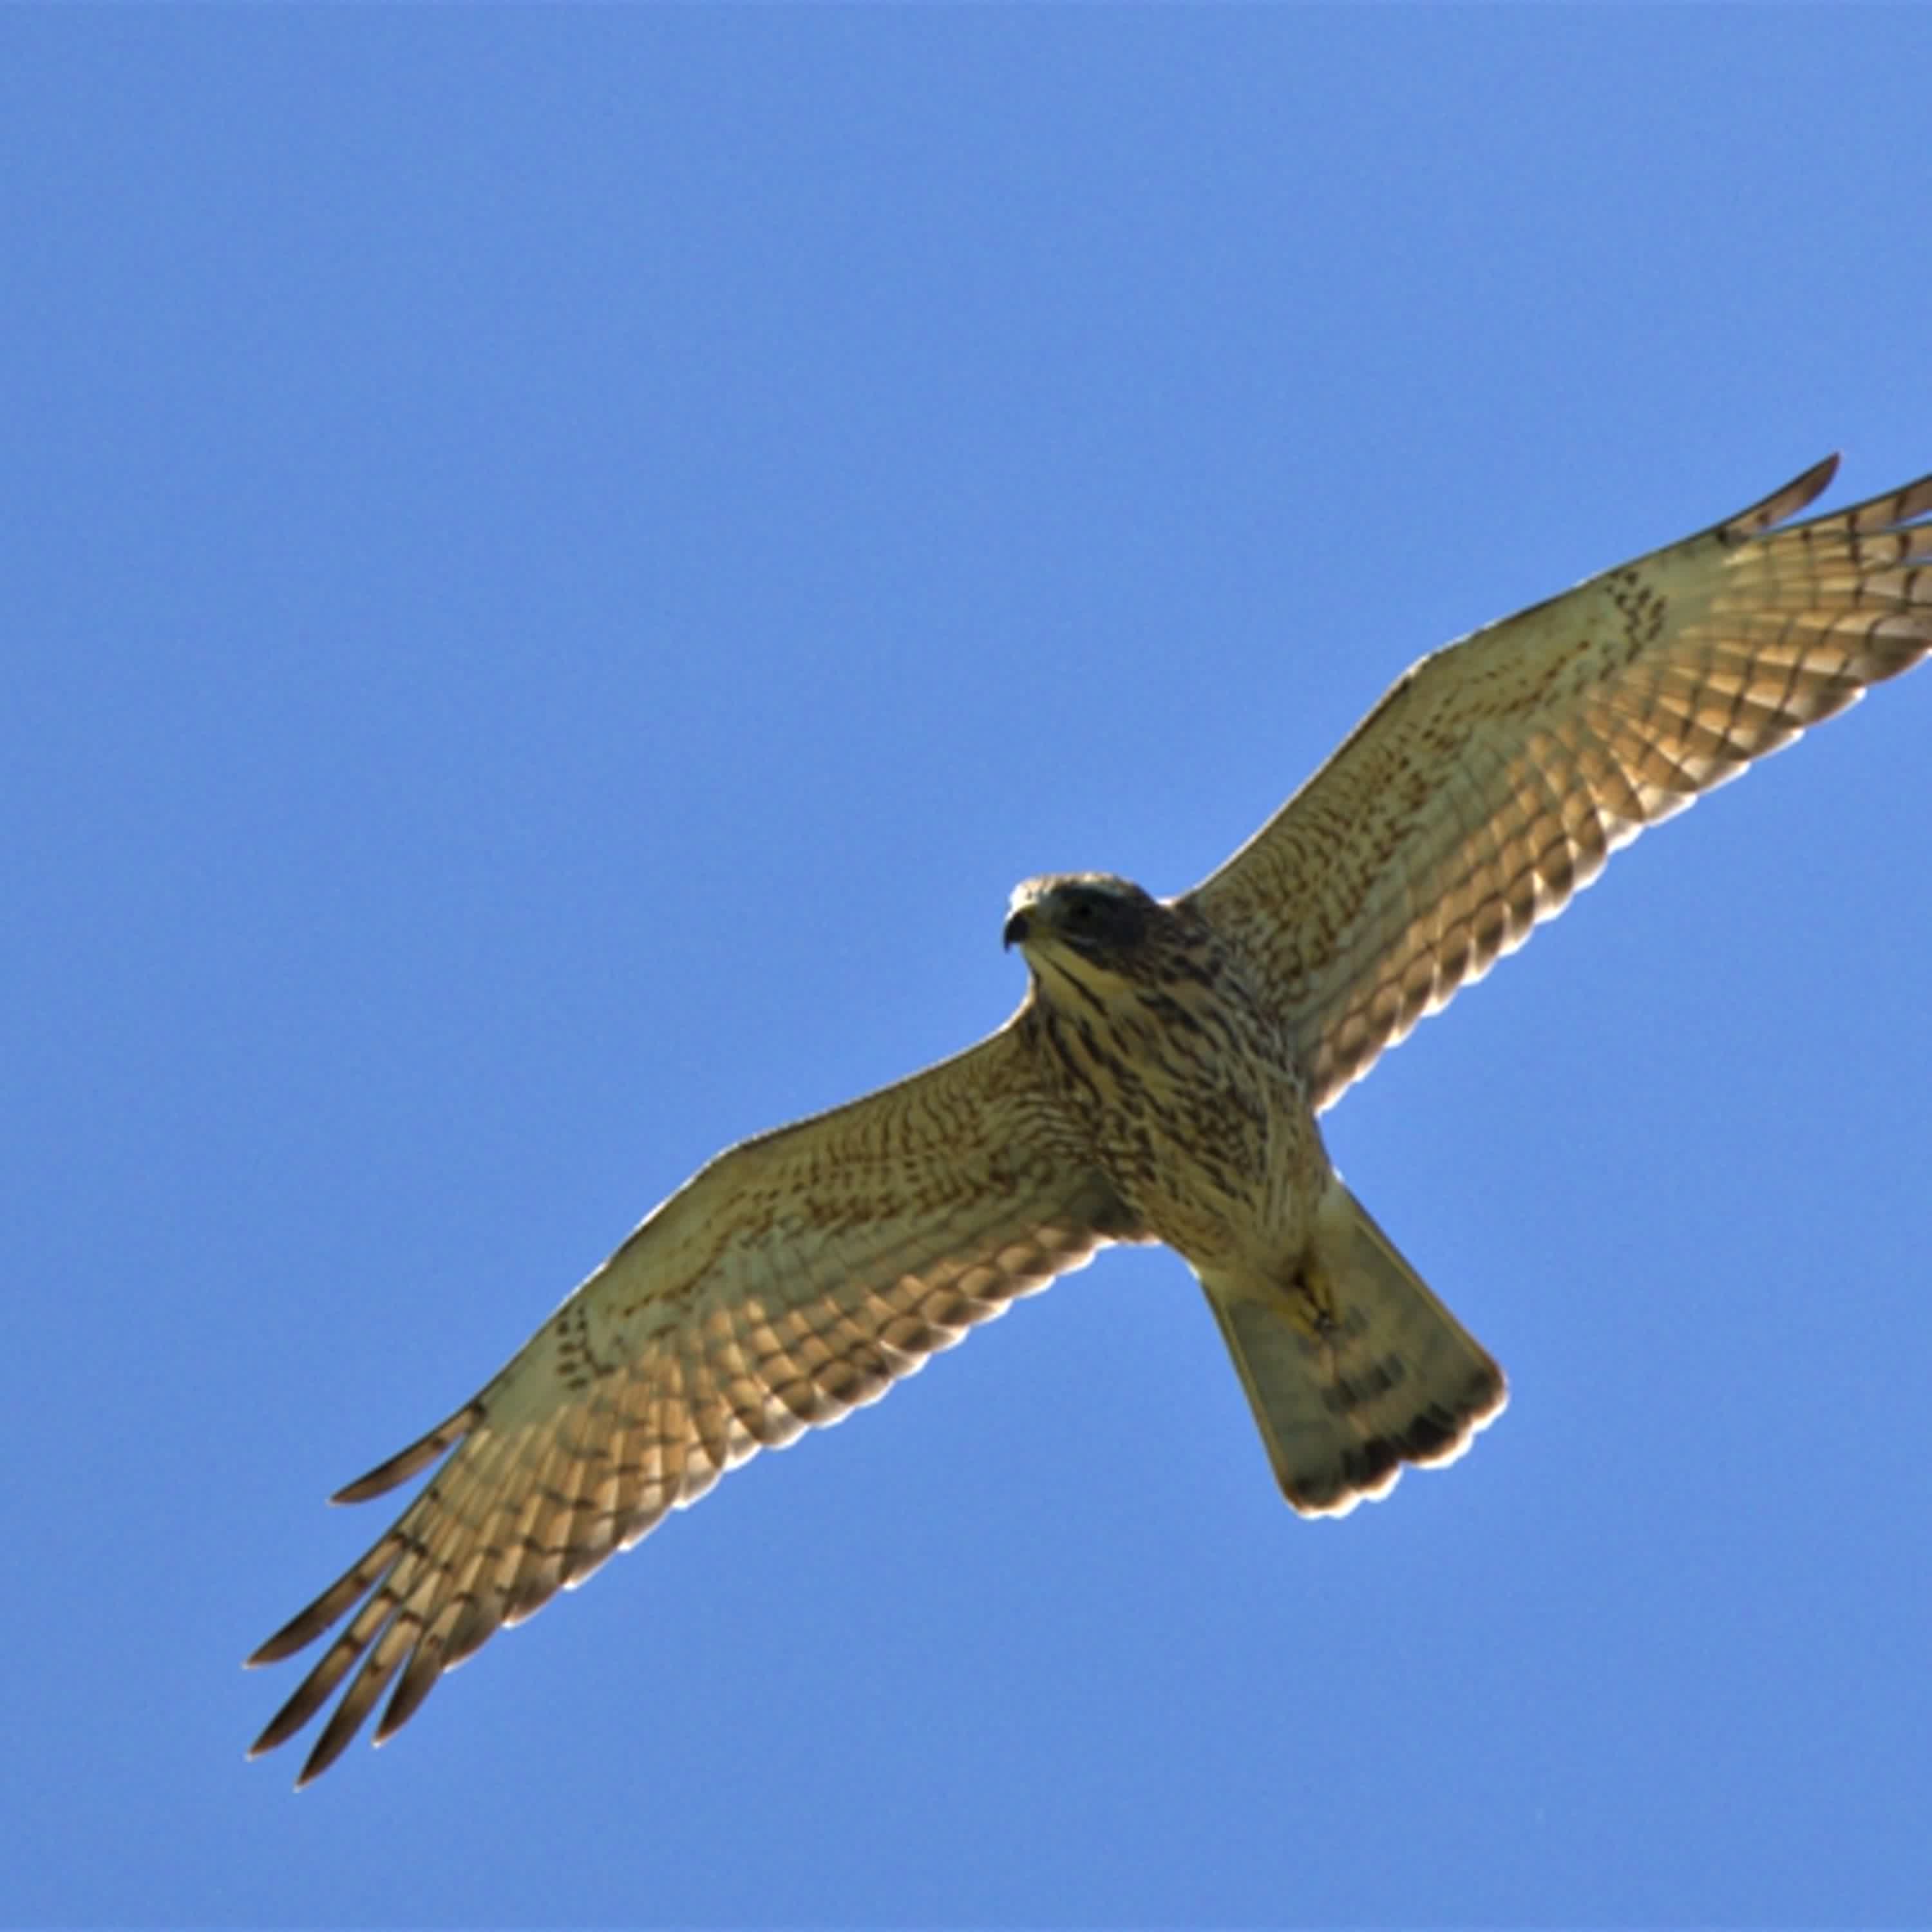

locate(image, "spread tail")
[[1204, 1182, 1505, 1515]]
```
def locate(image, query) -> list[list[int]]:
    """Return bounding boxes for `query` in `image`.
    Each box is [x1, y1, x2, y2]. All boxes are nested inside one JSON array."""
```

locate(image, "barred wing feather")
[[247, 1018, 1127, 1785], [1187, 459, 1932, 1111]]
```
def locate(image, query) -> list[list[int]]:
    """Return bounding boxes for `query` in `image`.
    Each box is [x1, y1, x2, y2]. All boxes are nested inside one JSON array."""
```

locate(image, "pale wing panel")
[[249, 1019, 1128, 1783], [1187, 462, 1932, 1110]]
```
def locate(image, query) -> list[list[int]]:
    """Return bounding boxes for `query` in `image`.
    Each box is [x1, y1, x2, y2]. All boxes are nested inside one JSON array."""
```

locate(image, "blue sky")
[[6, 10, 1931, 1926]]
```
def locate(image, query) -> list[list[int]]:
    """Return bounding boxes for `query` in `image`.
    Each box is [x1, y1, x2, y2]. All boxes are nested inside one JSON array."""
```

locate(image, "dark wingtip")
[[246, 1615, 319, 1671], [245, 1559, 377, 1666], [330, 1401, 480, 1504], [247, 1689, 316, 1759], [1721, 453, 1840, 543]]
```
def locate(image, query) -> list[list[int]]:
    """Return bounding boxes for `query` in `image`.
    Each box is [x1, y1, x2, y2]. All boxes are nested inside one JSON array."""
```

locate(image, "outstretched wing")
[[1186, 459, 1932, 1111], [248, 1016, 1130, 1784]]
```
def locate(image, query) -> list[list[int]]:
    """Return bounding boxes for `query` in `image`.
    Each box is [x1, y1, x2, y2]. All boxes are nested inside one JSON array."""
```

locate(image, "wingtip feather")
[[330, 1402, 480, 1504], [1720, 453, 1839, 543]]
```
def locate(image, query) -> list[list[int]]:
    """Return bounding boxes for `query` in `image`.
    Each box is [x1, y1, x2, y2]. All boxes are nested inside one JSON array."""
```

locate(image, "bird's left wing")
[[1185, 458, 1932, 1112], [248, 1014, 1131, 1784]]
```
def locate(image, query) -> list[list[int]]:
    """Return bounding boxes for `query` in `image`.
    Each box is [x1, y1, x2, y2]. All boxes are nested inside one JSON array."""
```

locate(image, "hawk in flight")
[[252, 456, 1932, 1784]]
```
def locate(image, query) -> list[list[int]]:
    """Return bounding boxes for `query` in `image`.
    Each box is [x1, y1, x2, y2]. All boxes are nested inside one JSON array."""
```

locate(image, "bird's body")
[[1010, 879, 1309, 1271], [1005, 875, 1502, 1510], [251, 455, 1932, 1785]]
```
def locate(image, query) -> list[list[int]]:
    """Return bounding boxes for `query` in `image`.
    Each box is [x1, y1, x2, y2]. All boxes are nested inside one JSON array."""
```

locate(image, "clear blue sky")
[[6, 11, 1930, 1926]]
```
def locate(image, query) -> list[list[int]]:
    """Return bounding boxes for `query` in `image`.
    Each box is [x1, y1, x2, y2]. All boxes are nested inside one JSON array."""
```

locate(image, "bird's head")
[[1002, 873, 1164, 988]]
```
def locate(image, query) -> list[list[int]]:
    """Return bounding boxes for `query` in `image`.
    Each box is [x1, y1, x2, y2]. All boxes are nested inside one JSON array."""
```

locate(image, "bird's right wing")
[[248, 1012, 1132, 1785], [1186, 458, 1932, 1112]]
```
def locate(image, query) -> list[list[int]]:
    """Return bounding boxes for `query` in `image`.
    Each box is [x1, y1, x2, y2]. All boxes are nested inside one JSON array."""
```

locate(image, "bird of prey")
[[251, 455, 1932, 1785]]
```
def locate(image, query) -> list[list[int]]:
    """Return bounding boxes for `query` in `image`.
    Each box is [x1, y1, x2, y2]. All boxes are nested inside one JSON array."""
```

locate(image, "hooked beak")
[[1002, 909, 1032, 950]]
